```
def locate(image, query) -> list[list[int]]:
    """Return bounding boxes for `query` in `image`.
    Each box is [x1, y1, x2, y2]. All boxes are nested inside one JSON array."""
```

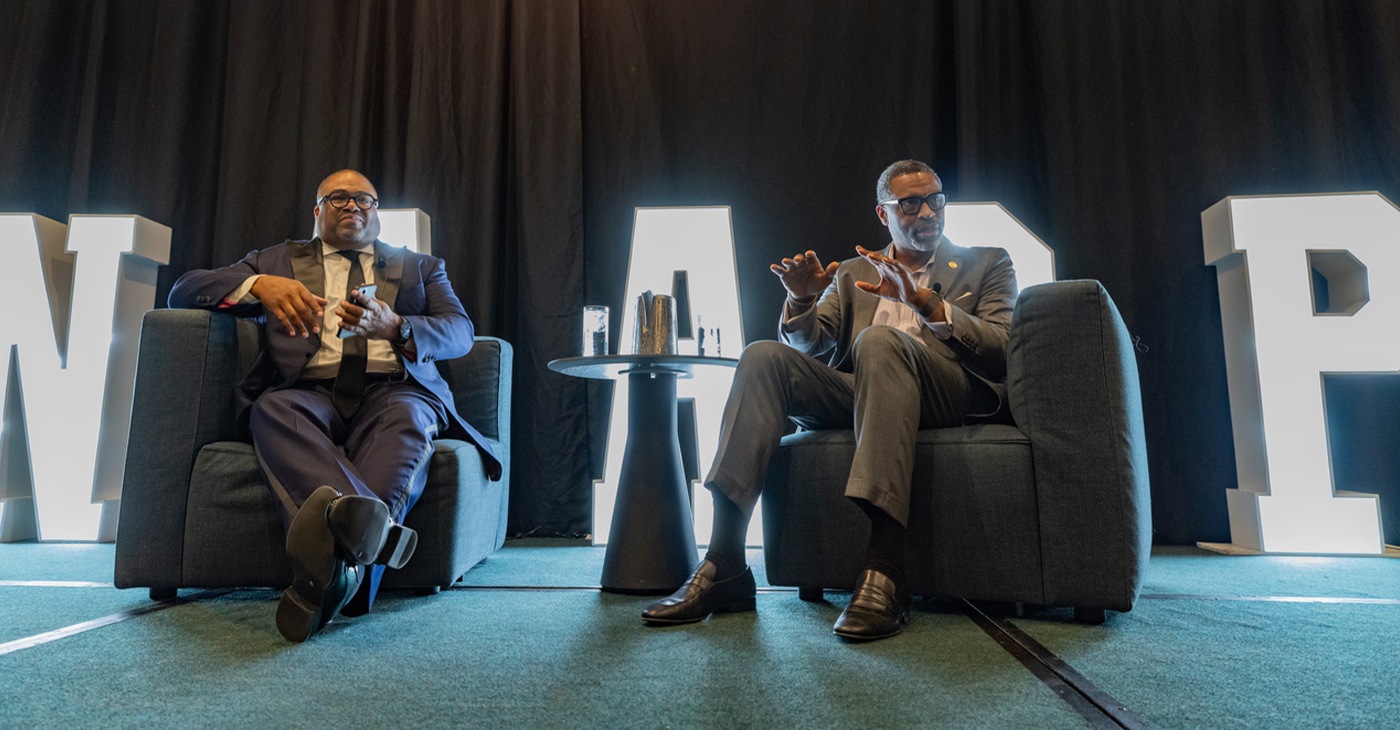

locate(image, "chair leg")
[[798, 587, 823, 602], [1073, 607, 1106, 624], [149, 587, 177, 602], [415, 585, 442, 596]]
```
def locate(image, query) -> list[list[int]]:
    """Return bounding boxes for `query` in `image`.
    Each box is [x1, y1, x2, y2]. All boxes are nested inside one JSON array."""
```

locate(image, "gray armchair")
[[114, 309, 511, 600], [760, 280, 1150, 622]]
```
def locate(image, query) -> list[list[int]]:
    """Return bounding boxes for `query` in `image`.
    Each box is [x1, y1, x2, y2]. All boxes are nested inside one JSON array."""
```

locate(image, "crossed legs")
[[644, 327, 973, 639], [250, 380, 447, 638]]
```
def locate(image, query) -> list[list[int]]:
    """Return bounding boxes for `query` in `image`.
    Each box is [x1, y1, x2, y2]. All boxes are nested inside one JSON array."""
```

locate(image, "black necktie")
[[332, 250, 367, 418]]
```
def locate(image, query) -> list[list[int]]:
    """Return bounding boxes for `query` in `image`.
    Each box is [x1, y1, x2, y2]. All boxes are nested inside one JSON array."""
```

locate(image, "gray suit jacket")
[[779, 238, 1017, 421]]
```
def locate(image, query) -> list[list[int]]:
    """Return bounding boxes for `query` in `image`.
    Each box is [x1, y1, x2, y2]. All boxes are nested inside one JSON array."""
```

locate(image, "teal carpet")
[[2, 542, 1398, 729]]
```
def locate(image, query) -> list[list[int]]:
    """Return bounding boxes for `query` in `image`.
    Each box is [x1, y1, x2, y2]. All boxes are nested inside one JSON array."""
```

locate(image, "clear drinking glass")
[[582, 305, 609, 357]]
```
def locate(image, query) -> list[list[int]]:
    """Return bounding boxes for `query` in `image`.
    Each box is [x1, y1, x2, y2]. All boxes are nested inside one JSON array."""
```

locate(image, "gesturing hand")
[[250, 275, 328, 338], [337, 289, 404, 341], [770, 250, 839, 300], [853, 246, 940, 319]]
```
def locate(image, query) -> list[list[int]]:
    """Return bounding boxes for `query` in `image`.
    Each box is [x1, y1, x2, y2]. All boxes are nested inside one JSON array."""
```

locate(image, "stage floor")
[[2, 541, 1397, 729]]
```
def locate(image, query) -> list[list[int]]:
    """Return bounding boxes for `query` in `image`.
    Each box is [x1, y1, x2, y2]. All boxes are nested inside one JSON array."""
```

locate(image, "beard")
[[903, 226, 942, 252]]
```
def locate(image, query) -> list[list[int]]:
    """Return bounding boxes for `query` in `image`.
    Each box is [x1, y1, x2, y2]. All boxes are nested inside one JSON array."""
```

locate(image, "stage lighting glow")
[[593, 203, 1057, 547], [942, 203, 1056, 290], [1204, 193, 1394, 555], [594, 207, 748, 546], [376, 208, 430, 254], [0, 214, 170, 542]]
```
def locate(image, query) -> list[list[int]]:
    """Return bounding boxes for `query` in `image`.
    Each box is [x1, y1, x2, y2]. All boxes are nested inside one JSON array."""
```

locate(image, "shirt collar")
[[319, 239, 376, 258]]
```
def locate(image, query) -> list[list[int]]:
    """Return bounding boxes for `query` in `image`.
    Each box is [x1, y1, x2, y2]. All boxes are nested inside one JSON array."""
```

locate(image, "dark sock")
[[705, 492, 749, 579], [856, 499, 907, 585]]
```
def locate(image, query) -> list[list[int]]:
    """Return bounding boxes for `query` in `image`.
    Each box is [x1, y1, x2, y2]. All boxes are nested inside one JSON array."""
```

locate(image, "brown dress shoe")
[[832, 568, 911, 641], [642, 559, 757, 624]]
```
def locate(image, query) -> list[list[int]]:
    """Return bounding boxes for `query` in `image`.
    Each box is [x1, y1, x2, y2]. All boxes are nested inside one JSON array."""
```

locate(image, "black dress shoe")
[[832, 568, 911, 641], [325, 492, 418, 568], [277, 559, 364, 642], [338, 575, 373, 618], [642, 559, 757, 624], [278, 486, 367, 642]]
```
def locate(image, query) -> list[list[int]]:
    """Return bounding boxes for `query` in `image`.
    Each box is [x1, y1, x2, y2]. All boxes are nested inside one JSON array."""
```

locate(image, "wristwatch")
[[393, 318, 413, 347]]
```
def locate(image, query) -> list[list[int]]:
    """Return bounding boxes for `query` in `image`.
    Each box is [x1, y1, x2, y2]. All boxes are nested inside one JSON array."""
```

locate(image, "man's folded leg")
[[835, 326, 970, 641], [252, 386, 422, 638], [338, 380, 444, 615], [644, 341, 853, 625]]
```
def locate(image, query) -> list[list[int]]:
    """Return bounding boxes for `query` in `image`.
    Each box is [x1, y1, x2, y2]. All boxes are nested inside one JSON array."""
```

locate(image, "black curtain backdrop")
[[5, 1, 1400, 544]]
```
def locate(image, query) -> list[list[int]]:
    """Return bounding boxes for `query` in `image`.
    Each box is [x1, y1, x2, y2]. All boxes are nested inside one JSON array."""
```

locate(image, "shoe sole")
[[278, 486, 340, 643], [326, 496, 418, 568], [642, 597, 757, 625]]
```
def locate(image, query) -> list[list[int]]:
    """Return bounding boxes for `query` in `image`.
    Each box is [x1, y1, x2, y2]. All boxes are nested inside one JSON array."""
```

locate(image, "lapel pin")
[[948, 261, 958, 269]]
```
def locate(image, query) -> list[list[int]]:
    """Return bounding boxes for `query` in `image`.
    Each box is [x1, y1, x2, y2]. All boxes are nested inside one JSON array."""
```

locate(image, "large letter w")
[[0, 214, 169, 541]]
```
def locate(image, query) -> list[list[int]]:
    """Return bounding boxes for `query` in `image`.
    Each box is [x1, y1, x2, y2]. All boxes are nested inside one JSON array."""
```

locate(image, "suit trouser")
[[704, 326, 975, 527], [249, 378, 447, 607]]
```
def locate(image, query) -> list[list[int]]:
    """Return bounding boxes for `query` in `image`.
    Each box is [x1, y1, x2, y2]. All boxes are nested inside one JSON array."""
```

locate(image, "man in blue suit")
[[168, 169, 500, 642]]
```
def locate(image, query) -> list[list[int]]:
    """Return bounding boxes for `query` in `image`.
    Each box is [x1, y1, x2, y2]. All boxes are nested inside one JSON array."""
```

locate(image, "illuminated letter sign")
[[1203, 193, 1393, 554], [594, 203, 1055, 545], [0, 214, 171, 541]]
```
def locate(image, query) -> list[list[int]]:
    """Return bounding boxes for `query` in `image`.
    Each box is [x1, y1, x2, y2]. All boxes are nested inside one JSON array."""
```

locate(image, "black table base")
[[600, 369, 699, 593]]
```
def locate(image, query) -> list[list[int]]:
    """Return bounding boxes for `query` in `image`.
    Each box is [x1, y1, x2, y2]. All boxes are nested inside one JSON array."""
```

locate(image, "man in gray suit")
[[643, 160, 1017, 640]]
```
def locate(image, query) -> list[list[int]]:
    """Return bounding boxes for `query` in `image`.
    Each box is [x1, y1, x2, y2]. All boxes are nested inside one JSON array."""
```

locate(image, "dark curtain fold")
[[5, 1, 1400, 542]]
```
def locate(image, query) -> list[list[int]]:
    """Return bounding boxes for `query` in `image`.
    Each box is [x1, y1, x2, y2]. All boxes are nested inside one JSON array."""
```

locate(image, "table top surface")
[[548, 354, 740, 380]]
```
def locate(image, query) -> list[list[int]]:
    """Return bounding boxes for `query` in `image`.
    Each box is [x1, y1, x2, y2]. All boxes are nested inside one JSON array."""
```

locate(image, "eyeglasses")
[[880, 192, 947, 216], [318, 192, 379, 210]]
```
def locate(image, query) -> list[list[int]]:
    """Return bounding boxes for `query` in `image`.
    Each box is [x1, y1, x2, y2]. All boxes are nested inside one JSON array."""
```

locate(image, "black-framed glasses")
[[318, 191, 379, 210], [880, 192, 946, 216]]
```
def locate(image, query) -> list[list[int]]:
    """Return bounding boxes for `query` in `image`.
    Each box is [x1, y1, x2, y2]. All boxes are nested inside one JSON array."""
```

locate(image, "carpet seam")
[[0, 589, 230, 656], [960, 599, 1156, 730]]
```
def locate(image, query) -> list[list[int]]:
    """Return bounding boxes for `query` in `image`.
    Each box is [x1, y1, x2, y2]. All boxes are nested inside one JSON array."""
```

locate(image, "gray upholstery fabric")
[[115, 309, 512, 592], [760, 280, 1150, 613]]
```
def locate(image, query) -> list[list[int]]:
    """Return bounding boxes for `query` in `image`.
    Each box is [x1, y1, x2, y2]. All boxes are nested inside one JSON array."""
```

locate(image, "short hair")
[[875, 160, 940, 202]]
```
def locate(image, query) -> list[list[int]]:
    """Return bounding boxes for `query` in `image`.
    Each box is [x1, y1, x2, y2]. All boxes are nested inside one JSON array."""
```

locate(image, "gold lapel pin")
[[948, 261, 958, 269]]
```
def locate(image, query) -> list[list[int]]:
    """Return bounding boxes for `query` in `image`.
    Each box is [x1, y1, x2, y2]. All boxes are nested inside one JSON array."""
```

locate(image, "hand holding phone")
[[338, 284, 378, 338]]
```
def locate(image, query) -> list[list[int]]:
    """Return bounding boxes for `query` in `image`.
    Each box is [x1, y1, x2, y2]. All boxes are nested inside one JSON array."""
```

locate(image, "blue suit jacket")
[[168, 238, 502, 480]]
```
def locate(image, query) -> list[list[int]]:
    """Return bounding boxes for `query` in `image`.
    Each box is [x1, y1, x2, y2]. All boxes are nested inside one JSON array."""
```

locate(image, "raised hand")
[[250, 275, 328, 337], [770, 250, 839, 300], [853, 246, 941, 319]]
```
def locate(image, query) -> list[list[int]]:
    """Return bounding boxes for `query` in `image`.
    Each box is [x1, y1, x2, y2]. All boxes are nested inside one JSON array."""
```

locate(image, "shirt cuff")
[[781, 294, 815, 326], [224, 275, 264, 306], [927, 299, 954, 340]]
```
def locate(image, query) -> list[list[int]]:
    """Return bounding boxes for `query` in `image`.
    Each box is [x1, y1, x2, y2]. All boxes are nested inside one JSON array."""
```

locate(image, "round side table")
[[548, 354, 739, 593]]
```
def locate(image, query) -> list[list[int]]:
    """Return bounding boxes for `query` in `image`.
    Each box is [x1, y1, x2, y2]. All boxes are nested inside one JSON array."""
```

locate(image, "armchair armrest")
[[438, 336, 512, 449], [1007, 280, 1151, 610], [115, 309, 260, 589]]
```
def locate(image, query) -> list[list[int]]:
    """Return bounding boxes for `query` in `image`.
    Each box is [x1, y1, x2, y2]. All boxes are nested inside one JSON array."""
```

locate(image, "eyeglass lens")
[[898, 193, 946, 215], [325, 193, 378, 210]]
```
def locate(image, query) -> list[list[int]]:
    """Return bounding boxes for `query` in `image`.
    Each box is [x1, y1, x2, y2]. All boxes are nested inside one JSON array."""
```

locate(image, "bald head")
[[313, 169, 381, 250]]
